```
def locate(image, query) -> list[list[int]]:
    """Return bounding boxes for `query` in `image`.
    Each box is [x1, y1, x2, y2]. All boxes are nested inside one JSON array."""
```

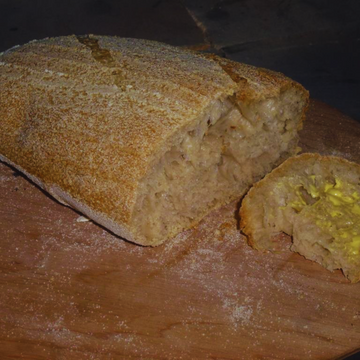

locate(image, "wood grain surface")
[[0, 100, 359, 360]]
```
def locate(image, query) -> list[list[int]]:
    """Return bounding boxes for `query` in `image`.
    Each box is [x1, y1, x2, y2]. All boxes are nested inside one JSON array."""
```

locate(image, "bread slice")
[[240, 153, 360, 282], [0, 35, 308, 246]]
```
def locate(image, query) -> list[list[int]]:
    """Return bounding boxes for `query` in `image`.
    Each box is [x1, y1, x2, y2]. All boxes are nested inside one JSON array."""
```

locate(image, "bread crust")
[[0, 35, 308, 245]]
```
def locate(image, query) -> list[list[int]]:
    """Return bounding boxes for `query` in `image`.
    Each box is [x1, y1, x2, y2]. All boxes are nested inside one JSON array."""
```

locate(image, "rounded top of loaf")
[[0, 35, 307, 233]]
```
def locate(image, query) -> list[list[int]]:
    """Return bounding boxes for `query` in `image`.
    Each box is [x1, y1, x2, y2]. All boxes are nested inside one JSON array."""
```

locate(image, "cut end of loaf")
[[131, 86, 307, 246], [240, 153, 360, 283]]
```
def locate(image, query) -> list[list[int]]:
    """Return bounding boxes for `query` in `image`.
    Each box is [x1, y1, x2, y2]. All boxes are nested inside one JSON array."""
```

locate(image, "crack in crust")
[[76, 35, 117, 67]]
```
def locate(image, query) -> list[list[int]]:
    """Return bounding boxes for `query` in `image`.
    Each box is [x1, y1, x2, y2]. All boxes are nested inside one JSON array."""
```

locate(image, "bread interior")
[[249, 161, 360, 282], [132, 88, 306, 245]]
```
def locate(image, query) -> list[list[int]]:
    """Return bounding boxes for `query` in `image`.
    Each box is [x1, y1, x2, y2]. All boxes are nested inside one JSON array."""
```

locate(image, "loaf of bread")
[[240, 153, 360, 282], [0, 35, 308, 246]]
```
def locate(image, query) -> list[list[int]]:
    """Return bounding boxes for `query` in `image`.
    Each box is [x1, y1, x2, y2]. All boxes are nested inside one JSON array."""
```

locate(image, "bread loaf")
[[0, 35, 308, 246], [240, 153, 360, 282]]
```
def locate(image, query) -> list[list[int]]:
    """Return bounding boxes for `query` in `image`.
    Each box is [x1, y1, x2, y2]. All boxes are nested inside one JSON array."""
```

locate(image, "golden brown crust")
[[202, 54, 309, 131], [0, 35, 308, 245]]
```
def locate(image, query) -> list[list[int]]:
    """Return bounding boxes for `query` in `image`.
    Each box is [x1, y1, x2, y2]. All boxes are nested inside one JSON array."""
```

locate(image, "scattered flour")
[[1, 162, 359, 359]]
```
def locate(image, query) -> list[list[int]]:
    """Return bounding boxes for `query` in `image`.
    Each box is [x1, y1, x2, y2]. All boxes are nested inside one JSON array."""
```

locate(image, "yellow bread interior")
[[240, 153, 360, 282]]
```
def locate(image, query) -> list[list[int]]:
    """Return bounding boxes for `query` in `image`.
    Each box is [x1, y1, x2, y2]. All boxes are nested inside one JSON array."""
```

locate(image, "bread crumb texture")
[[240, 153, 360, 283]]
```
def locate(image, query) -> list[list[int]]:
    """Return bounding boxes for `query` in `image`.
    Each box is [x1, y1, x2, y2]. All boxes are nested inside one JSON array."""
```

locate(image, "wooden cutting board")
[[0, 100, 359, 360]]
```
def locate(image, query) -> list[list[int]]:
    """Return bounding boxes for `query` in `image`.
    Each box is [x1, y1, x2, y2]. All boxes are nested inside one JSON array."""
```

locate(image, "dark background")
[[1, 0, 359, 124], [0, 1, 359, 359]]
